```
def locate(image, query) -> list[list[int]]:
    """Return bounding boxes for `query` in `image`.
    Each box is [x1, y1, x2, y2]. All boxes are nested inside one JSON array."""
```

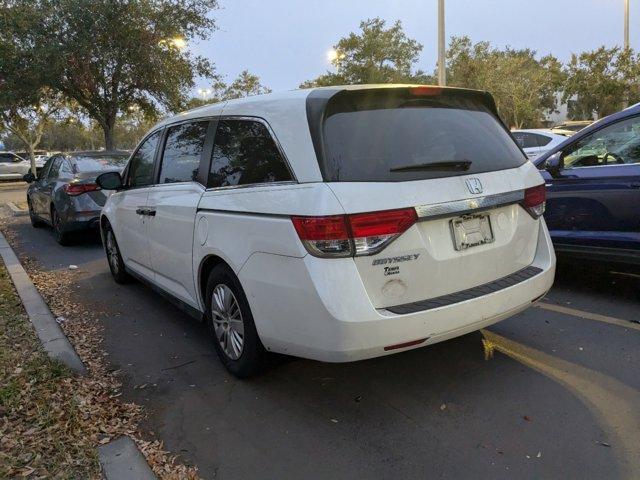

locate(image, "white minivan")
[[97, 85, 556, 377]]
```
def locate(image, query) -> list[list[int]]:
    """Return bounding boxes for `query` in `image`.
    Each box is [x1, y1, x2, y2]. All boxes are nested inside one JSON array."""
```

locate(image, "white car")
[[97, 85, 556, 377], [0, 152, 30, 180], [511, 129, 566, 159]]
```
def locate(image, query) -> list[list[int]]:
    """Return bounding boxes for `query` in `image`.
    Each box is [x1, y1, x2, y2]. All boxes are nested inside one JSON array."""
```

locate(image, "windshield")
[[319, 90, 526, 182], [72, 155, 129, 173]]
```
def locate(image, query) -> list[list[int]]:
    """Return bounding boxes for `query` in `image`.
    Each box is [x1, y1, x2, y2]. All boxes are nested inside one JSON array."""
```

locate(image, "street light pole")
[[624, 0, 630, 50], [437, 0, 446, 86]]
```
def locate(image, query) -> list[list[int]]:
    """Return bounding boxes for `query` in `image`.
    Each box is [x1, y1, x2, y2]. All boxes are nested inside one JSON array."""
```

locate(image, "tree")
[[446, 36, 564, 128], [563, 46, 639, 120], [185, 71, 271, 109], [301, 18, 434, 87], [3, 0, 219, 150], [0, 91, 68, 173]]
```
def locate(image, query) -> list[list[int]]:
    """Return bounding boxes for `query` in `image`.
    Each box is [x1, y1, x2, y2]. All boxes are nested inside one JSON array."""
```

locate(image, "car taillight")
[[523, 184, 546, 219], [63, 183, 100, 196], [292, 207, 417, 258]]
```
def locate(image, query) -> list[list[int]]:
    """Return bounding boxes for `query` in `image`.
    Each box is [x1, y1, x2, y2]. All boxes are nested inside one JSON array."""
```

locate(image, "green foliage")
[[446, 36, 565, 128], [563, 46, 639, 120], [185, 70, 271, 109], [2, 0, 219, 149], [301, 18, 434, 87]]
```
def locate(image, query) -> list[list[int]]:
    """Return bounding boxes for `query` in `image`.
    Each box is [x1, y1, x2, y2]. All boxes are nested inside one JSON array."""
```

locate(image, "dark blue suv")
[[534, 104, 640, 267]]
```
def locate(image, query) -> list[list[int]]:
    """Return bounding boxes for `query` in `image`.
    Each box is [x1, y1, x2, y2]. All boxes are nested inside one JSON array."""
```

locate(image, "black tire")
[[205, 264, 269, 378], [51, 205, 71, 245], [104, 225, 131, 284], [27, 198, 44, 228]]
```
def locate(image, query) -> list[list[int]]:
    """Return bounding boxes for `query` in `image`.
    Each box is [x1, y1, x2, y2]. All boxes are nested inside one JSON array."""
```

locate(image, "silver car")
[[0, 151, 30, 180]]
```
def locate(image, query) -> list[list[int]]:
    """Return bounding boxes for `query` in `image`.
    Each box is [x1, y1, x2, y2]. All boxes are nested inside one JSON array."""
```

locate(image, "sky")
[[190, 0, 639, 93]]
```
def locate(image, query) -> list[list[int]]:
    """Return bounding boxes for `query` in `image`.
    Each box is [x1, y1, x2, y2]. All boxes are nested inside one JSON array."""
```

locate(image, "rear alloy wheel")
[[206, 264, 269, 378], [51, 206, 71, 246], [27, 198, 44, 228], [104, 226, 131, 284]]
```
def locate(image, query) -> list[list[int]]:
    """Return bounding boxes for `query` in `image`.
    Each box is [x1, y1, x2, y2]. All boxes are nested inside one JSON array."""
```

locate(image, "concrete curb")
[[98, 437, 157, 480], [0, 231, 87, 375], [6, 201, 28, 217]]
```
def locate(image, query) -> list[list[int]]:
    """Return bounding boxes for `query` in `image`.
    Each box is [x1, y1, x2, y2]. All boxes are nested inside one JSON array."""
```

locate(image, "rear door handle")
[[135, 207, 147, 215], [146, 209, 156, 217]]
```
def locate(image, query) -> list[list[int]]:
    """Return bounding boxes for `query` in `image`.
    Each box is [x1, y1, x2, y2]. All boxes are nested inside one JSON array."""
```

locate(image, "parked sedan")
[[25, 151, 129, 244], [534, 104, 640, 267], [0, 151, 30, 180], [511, 129, 566, 159]]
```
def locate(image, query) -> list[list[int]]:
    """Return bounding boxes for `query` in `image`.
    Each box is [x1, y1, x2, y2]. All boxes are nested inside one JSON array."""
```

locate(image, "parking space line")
[[536, 302, 640, 332], [482, 329, 640, 478]]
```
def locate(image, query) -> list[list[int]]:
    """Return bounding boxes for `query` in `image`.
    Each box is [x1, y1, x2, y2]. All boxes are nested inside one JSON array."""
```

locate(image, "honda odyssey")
[[97, 85, 556, 377]]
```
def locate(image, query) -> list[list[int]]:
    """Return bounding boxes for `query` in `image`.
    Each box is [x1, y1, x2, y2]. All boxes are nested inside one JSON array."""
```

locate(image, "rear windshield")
[[318, 90, 526, 182], [72, 155, 129, 172]]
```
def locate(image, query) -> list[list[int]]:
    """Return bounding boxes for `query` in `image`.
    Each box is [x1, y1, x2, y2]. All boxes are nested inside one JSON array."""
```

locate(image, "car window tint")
[[159, 121, 208, 184], [0, 154, 14, 163], [59, 159, 73, 177], [535, 134, 553, 147], [47, 158, 62, 179], [39, 158, 54, 179], [209, 119, 292, 188], [320, 91, 526, 182], [563, 116, 640, 168], [128, 131, 161, 187], [74, 155, 129, 172]]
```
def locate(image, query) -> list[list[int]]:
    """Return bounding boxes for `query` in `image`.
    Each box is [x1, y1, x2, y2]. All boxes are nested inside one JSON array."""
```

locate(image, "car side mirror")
[[545, 151, 562, 177], [96, 171, 124, 191], [23, 172, 36, 183]]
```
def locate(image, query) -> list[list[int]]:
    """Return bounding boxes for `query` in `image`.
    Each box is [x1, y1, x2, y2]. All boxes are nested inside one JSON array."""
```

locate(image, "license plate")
[[450, 213, 494, 251]]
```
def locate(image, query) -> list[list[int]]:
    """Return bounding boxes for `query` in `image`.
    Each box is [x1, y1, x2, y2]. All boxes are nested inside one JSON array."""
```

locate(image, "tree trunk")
[[102, 114, 117, 151], [27, 144, 37, 176]]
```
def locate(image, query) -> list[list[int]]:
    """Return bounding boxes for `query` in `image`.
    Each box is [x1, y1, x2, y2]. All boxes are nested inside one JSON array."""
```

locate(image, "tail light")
[[292, 208, 417, 258], [63, 182, 100, 196], [522, 184, 546, 218]]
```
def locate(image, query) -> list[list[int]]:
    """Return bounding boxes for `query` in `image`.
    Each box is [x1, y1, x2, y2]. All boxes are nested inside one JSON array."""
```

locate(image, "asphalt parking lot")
[[1, 205, 639, 479]]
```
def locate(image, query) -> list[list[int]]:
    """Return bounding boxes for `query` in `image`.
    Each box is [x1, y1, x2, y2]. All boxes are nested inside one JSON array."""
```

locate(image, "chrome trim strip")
[[414, 190, 524, 220]]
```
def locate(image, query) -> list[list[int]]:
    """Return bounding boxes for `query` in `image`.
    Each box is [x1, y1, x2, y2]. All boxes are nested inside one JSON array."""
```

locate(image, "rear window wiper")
[[389, 160, 472, 173]]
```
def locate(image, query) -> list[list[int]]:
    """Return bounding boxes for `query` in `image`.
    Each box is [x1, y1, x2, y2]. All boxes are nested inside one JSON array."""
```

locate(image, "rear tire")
[[104, 225, 131, 284], [27, 198, 44, 228], [51, 206, 71, 246], [205, 264, 269, 378]]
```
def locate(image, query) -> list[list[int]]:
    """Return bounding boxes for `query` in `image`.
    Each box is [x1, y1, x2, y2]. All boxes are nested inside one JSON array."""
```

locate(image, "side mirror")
[[23, 172, 36, 183], [545, 151, 562, 177], [96, 171, 124, 191]]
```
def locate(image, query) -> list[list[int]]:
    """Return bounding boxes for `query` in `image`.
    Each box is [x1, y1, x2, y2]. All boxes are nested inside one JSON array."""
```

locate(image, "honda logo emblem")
[[465, 178, 483, 194]]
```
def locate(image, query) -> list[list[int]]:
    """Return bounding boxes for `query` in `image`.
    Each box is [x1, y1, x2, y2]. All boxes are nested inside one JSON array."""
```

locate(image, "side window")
[[159, 121, 209, 184], [127, 130, 161, 187], [534, 134, 553, 147], [59, 159, 74, 177], [563, 116, 640, 168], [209, 119, 292, 188], [39, 158, 54, 179], [0, 154, 13, 163], [47, 157, 62, 179]]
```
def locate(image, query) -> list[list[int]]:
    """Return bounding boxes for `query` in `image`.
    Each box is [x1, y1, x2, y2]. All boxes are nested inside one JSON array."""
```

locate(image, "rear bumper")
[[60, 211, 101, 232], [239, 221, 556, 363]]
